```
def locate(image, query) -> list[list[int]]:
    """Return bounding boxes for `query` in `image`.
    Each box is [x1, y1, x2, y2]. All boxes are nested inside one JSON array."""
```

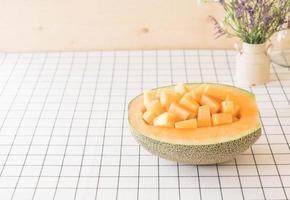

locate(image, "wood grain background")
[[0, 0, 236, 52]]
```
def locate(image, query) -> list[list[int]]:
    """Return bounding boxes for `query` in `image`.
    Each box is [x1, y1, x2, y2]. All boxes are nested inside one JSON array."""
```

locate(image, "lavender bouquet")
[[210, 0, 290, 44]]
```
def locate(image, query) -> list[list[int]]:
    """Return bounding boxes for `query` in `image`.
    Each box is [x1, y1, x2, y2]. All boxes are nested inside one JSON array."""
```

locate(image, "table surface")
[[0, 50, 289, 200]]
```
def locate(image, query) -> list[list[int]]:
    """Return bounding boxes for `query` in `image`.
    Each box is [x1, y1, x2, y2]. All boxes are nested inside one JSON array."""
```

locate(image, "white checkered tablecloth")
[[0, 50, 289, 200]]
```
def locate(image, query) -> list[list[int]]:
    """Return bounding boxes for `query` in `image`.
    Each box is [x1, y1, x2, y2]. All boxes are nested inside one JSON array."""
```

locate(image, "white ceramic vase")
[[235, 42, 270, 86]]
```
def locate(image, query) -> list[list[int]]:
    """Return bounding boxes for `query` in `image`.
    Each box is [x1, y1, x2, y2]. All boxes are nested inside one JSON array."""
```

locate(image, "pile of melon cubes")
[[142, 83, 240, 129]]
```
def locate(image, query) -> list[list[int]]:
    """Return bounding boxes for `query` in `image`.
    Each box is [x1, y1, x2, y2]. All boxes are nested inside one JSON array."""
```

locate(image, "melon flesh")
[[143, 90, 156, 109], [188, 84, 206, 103], [204, 85, 227, 100], [212, 113, 233, 126], [129, 83, 261, 147], [197, 105, 211, 127], [221, 101, 234, 114], [174, 83, 189, 96], [233, 104, 240, 117], [168, 102, 190, 121], [147, 100, 164, 115], [153, 112, 175, 128], [179, 93, 199, 114], [141, 83, 242, 129], [225, 95, 240, 117], [160, 91, 180, 109], [142, 110, 157, 125], [175, 119, 197, 129], [200, 94, 221, 114]]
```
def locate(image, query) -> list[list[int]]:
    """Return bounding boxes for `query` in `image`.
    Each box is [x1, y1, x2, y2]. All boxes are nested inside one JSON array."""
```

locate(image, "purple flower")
[[209, 16, 226, 38], [212, 0, 290, 43], [246, 6, 255, 29]]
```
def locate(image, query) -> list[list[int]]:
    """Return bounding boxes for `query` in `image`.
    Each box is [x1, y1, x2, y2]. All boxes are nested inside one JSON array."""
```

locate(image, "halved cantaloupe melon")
[[128, 83, 261, 164]]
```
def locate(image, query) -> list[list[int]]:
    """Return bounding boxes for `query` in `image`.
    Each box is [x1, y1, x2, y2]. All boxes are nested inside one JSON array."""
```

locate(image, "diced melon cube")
[[153, 112, 175, 128], [143, 90, 156, 109], [160, 90, 180, 110], [168, 102, 191, 121], [188, 84, 206, 102], [147, 100, 164, 115], [225, 95, 240, 117], [204, 85, 227, 100], [212, 113, 233, 126], [179, 93, 199, 115], [221, 101, 234, 114], [142, 110, 157, 125], [175, 119, 197, 129], [197, 105, 211, 127], [200, 94, 221, 114], [174, 83, 189, 96]]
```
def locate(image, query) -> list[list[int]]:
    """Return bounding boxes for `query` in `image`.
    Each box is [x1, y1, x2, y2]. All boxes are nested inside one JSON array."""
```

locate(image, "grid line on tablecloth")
[[73, 48, 102, 200], [10, 53, 49, 199], [115, 52, 129, 199], [0, 54, 34, 177], [95, 52, 116, 200], [51, 52, 87, 199], [0, 50, 289, 200], [31, 52, 74, 199]]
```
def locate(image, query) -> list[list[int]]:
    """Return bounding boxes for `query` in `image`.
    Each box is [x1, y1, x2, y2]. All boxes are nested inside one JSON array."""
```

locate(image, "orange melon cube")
[[160, 90, 180, 110], [200, 94, 221, 114], [168, 102, 191, 121], [175, 119, 197, 129], [153, 112, 175, 128], [142, 110, 157, 125], [147, 100, 164, 115], [204, 85, 227, 100], [225, 95, 240, 117], [188, 85, 206, 102], [221, 101, 234, 114], [174, 83, 189, 96], [197, 105, 211, 127], [212, 113, 233, 126], [179, 93, 200, 114], [143, 90, 156, 109]]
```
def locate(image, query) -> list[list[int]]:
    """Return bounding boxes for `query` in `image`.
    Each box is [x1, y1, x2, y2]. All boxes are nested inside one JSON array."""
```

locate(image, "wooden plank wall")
[[0, 0, 236, 52]]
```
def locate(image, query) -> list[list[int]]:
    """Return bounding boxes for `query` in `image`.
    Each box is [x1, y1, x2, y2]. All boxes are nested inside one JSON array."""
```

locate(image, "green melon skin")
[[130, 127, 261, 165]]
